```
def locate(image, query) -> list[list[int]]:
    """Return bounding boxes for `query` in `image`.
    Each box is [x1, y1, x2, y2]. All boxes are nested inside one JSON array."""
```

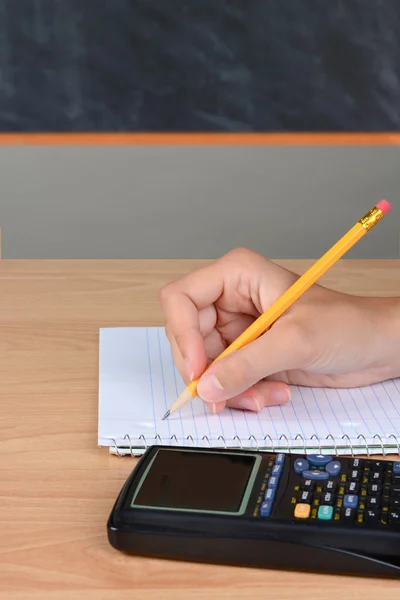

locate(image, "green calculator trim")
[[130, 447, 262, 515]]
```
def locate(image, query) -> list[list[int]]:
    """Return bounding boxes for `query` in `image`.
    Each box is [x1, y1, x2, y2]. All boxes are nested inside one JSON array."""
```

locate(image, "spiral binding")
[[107, 432, 400, 457]]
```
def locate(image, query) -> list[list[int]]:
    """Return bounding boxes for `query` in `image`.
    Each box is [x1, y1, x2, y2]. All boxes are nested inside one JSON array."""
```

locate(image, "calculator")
[[107, 446, 400, 577]]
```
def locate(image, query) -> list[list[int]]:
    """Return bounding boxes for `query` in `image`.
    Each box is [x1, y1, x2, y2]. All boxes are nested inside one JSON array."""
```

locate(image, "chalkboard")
[[1, 0, 399, 131]]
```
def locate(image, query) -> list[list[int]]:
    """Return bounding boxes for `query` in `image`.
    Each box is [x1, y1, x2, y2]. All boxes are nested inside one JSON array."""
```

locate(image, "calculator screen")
[[130, 448, 261, 515]]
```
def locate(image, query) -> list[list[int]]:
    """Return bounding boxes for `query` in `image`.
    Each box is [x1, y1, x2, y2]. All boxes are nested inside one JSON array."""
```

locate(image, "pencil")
[[162, 199, 392, 420]]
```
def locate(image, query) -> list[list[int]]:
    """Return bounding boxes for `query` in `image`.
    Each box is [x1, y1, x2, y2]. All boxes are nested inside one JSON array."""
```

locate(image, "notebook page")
[[98, 327, 400, 454]]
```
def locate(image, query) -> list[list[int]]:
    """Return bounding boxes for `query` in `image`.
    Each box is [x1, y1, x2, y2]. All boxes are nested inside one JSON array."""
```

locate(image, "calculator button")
[[324, 480, 337, 493], [393, 462, 400, 474], [294, 503, 311, 519], [318, 505, 333, 520], [260, 501, 273, 517], [264, 488, 276, 502], [350, 458, 360, 468], [344, 494, 359, 509], [388, 511, 400, 525], [365, 509, 379, 522], [370, 471, 382, 482], [268, 476, 279, 489], [392, 475, 400, 485], [391, 486, 400, 497], [302, 470, 329, 481], [371, 461, 385, 471], [345, 481, 359, 494], [294, 458, 309, 474], [299, 490, 312, 504], [349, 469, 360, 481], [308, 455, 332, 466], [321, 492, 334, 505], [367, 496, 381, 509], [271, 464, 283, 477], [325, 461, 341, 477], [301, 478, 315, 491], [275, 454, 285, 465], [343, 507, 356, 521], [390, 498, 400, 509], [368, 483, 381, 495]]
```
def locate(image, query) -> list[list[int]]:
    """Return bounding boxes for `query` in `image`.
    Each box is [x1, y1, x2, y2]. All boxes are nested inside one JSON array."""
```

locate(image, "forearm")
[[386, 297, 400, 378], [368, 296, 400, 380]]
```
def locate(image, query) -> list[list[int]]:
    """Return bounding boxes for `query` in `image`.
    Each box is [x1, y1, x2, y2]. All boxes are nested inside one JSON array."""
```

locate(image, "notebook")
[[98, 327, 400, 457]]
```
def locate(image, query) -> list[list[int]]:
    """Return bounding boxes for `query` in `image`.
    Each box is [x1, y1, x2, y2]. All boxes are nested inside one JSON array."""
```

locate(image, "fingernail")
[[210, 402, 217, 414], [237, 397, 262, 411], [270, 388, 291, 404], [197, 374, 224, 401], [184, 358, 194, 381]]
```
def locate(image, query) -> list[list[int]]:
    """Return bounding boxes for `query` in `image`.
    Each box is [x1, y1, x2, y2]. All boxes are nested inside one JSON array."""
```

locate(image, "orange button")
[[294, 503, 311, 519]]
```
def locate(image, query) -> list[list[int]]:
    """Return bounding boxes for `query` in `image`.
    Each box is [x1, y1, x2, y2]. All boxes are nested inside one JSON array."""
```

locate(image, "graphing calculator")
[[107, 445, 400, 577]]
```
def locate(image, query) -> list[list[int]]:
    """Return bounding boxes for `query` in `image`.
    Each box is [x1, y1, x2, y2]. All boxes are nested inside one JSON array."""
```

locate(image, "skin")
[[160, 248, 400, 414]]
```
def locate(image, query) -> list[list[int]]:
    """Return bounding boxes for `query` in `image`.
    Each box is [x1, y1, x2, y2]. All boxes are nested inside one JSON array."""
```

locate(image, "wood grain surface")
[[1, 259, 400, 600]]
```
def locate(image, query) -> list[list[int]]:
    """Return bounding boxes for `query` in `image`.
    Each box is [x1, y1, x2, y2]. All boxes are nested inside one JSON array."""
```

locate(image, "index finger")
[[160, 261, 225, 376]]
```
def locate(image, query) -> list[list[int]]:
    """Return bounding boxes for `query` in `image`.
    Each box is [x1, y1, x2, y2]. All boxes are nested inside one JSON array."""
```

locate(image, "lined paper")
[[98, 327, 400, 455]]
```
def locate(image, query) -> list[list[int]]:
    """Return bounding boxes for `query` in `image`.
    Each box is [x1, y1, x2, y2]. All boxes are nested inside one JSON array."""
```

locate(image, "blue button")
[[302, 469, 329, 481], [308, 454, 333, 466], [272, 464, 283, 477], [268, 476, 279, 489], [275, 454, 285, 465], [294, 458, 309, 474], [260, 501, 273, 517], [393, 462, 400, 474], [264, 487, 276, 502], [325, 461, 342, 477], [343, 494, 359, 509]]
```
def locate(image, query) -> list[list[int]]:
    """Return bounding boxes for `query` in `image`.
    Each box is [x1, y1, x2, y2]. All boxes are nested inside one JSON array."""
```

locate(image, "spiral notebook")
[[98, 327, 400, 457]]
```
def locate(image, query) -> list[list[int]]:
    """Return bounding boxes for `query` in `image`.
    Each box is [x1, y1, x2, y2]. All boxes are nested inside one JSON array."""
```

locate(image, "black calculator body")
[[107, 445, 400, 577]]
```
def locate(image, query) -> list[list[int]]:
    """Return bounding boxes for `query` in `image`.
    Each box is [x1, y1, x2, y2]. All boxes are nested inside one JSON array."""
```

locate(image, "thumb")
[[197, 321, 308, 403]]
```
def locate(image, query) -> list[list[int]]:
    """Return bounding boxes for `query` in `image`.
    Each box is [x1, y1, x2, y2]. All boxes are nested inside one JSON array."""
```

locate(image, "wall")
[[0, 144, 399, 259]]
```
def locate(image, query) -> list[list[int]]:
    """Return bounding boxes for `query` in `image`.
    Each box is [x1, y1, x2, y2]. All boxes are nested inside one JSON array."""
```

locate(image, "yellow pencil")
[[162, 199, 392, 420]]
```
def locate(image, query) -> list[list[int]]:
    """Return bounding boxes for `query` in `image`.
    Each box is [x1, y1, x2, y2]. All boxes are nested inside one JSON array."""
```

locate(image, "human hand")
[[160, 248, 399, 413]]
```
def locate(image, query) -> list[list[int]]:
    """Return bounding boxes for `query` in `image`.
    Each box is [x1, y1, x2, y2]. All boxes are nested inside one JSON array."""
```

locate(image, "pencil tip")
[[162, 410, 170, 421]]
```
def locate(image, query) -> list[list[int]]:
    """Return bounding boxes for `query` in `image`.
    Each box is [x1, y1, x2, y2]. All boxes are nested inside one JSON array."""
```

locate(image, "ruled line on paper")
[[98, 326, 400, 449]]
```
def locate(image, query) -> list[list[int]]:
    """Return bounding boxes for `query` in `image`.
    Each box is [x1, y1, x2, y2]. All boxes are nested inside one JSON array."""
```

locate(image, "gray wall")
[[0, 145, 399, 259]]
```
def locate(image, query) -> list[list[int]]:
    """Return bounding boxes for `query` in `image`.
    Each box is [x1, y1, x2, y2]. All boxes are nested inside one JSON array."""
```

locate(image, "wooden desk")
[[1, 259, 400, 600]]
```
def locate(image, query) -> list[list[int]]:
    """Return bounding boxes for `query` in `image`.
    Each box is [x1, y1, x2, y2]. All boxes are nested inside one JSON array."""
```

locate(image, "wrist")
[[362, 296, 400, 380]]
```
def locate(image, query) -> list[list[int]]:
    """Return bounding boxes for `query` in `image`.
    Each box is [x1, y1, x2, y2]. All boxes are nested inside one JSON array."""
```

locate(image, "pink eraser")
[[376, 199, 392, 214]]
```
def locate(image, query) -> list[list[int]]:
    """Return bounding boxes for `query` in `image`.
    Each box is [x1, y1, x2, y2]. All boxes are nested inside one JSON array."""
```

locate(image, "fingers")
[[226, 379, 291, 410], [203, 379, 291, 413], [160, 262, 225, 378], [197, 318, 310, 405]]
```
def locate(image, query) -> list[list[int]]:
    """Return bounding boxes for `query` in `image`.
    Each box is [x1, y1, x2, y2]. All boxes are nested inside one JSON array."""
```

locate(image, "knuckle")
[[225, 247, 255, 263], [158, 281, 175, 304]]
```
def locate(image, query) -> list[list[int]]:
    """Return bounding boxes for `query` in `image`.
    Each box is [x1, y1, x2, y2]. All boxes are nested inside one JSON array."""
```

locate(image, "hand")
[[160, 248, 399, 413]]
